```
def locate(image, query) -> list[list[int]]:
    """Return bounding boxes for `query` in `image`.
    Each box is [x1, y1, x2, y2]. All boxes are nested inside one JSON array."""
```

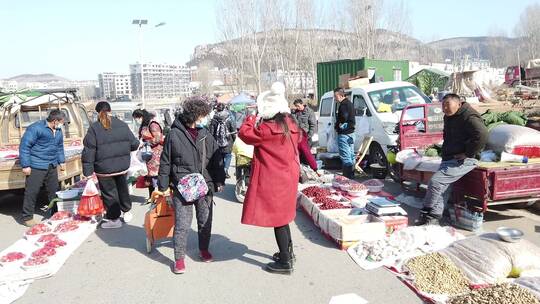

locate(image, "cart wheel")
[[145, 237, 153, 253], [235, 180, 245, 203]]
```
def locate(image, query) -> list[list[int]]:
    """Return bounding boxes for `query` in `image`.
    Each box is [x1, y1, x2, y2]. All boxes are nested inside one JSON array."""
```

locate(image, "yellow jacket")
[[232, 137, 254, 166]]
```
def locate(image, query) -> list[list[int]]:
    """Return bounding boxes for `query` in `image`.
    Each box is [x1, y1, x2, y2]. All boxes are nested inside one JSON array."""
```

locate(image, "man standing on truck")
[[19, 109, 66, 227], [334, 88, 356, 178], [292, 99, 317, 146], [417, 94, 488, 225]]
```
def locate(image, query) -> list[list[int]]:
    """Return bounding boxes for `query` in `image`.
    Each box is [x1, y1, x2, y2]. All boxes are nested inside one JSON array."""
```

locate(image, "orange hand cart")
[[144, 190, 175, 253]]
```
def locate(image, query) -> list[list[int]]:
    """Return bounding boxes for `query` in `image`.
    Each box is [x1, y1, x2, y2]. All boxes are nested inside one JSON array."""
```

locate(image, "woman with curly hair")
[[157, 97, 225, 274]]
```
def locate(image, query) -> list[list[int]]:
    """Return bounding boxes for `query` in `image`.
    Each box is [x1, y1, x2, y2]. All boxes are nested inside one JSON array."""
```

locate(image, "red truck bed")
[[398, 104, 540, 211]]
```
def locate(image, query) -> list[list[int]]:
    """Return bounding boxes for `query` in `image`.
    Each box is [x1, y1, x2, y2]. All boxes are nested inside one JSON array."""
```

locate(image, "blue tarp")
[[230, 93, 255, 104]]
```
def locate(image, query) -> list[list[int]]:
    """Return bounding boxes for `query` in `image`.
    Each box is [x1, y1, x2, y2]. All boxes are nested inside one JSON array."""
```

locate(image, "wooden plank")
[[0, 155, 82, 191]]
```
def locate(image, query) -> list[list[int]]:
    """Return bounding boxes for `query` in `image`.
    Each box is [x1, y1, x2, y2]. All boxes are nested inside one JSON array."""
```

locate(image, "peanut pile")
[[405, 253, 470, 295], [449, 284, 540, 304]]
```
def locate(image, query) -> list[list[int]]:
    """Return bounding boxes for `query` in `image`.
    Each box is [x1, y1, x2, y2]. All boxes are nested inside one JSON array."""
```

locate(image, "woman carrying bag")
[[157, 97, 225, 274], [239, 82, 301, 274], [133, 109, 164, 202], [82, 101, 140, 228]]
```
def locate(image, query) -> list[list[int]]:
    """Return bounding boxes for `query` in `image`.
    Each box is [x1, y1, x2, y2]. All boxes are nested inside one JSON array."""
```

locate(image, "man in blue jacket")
[[19, 109, 66, 227]]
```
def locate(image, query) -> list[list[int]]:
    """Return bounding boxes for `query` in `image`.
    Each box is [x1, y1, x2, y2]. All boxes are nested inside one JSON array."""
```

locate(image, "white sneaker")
[[122, 211, 133, 223], [101, 219, 122, 229]]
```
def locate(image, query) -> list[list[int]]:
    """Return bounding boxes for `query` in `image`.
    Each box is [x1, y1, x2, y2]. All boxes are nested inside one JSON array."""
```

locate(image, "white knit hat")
[[257, 82, 290, 119]]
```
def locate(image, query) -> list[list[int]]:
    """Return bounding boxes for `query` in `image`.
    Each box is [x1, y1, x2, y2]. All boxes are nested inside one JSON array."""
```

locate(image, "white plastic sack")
[[128, 151, 148, 178], [326, 125, 339, 153], [487, 125, 540, 153], [82, 180, 99, 196], [395, 149, 418, 164], [440, 233, 540, 285], [299, 165, 319, 183]]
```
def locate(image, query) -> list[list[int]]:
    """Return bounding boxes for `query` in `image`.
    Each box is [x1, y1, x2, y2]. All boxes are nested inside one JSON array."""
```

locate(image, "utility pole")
[[131, 20, 166, 109], [132, 19, 148, 109]]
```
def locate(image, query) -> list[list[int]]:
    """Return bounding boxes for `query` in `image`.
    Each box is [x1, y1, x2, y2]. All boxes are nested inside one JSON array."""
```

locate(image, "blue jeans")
[[423, 158, 478, 216], [337, 134, 355, 167], [223, 152, 232, 175]]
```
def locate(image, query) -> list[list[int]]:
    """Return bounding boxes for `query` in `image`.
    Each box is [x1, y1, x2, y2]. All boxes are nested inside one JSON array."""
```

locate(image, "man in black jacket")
[[418, 94, 488, 225], [334, 87, 356, 178], [209, 103, 236, 178], [292, 99, 317, 146]]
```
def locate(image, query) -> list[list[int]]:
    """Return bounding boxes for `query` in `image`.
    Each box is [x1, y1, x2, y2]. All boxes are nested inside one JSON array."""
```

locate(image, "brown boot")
[[23, 219, 39, 227]]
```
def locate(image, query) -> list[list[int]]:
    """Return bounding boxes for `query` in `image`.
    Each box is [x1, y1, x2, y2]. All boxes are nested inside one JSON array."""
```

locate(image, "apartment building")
[[129, 63, 191, 99], [98, 72, 132, 100]]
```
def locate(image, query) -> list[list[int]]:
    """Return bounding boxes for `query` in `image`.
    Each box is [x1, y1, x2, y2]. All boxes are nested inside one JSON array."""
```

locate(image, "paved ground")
[[0, 175, 539, 304]]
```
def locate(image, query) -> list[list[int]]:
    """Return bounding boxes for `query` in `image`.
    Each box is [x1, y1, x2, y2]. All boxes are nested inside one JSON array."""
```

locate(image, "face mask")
[[195, 116, 209, 129], [55, 122, 64, 130], [135, 118, 143, 125]]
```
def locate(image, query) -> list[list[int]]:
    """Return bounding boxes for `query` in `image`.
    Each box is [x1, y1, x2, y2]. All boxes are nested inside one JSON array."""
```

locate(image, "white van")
[[109, 102, 141, 135], [317, 81, 430, 169]]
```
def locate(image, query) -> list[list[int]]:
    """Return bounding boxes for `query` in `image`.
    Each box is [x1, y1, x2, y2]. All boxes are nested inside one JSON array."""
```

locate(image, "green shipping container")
[[316, 58, 409, 101]]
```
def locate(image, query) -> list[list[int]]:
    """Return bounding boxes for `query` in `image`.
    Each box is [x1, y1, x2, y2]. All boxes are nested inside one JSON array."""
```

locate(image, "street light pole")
[[132, 20, 166, 109], [132, 19, 148, 108]]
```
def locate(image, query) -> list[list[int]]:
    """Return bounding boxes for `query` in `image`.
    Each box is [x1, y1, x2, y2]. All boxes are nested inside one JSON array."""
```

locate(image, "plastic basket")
[[370, 164, 387, 179], [449, 204, 483, 231], [56, 199, 80, 214]]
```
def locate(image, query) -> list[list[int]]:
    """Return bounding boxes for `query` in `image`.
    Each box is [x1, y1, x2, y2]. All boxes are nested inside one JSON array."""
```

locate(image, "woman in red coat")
[[239, 82, 300, 275]]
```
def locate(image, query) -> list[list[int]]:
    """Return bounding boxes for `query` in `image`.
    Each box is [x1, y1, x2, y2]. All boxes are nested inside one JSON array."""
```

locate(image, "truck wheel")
[[369, 143, 389, 177], [235, 180, 245, 203]]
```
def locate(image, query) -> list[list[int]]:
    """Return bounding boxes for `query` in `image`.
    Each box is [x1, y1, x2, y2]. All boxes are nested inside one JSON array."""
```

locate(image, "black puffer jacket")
[[209, 110, 237, 154], [158, 119, 225, 192], [82, 117, 139, 176], [442, 102, 488, 161]]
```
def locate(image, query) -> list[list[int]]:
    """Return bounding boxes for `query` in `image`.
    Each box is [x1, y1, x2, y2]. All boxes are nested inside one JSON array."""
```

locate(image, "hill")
[[188, 29, 522, 69], [6, 73, 70, 83]]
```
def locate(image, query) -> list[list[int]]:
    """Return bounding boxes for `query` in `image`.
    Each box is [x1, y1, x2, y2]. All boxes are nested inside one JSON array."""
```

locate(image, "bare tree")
[[214, 0, 413, 98], [515, 3, 540, 60], [216, 0, 250, 92]]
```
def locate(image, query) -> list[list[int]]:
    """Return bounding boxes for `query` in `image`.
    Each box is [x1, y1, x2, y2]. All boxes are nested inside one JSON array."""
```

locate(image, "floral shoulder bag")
[[176, 137, 209, 203]]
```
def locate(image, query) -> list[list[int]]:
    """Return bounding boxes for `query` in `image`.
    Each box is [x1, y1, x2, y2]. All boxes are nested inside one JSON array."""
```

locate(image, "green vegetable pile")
[[425, 148, 439, 157], [481, 110, 528, 130], [424, 144, 442, 157]]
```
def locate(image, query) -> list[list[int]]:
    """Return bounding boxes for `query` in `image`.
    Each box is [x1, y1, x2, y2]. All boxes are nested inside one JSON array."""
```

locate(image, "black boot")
[[342, 165, 354, 179], [341, 165, 349, 178], [346, 165, 355, 179], [415, 208, 442, 226], [266, 260, 293, 274], [272, 242, 296, 264]]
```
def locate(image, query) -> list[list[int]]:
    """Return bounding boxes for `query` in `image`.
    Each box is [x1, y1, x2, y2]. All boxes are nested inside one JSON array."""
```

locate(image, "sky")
[[0, 0, 538, 80]]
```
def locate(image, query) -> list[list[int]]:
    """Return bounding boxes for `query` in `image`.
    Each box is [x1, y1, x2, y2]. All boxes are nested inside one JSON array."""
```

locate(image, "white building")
[[0, 80, 19, 91], [98, 73, 132, 100], [262, 70, 314, 95], [129, 63, 191, 99]]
